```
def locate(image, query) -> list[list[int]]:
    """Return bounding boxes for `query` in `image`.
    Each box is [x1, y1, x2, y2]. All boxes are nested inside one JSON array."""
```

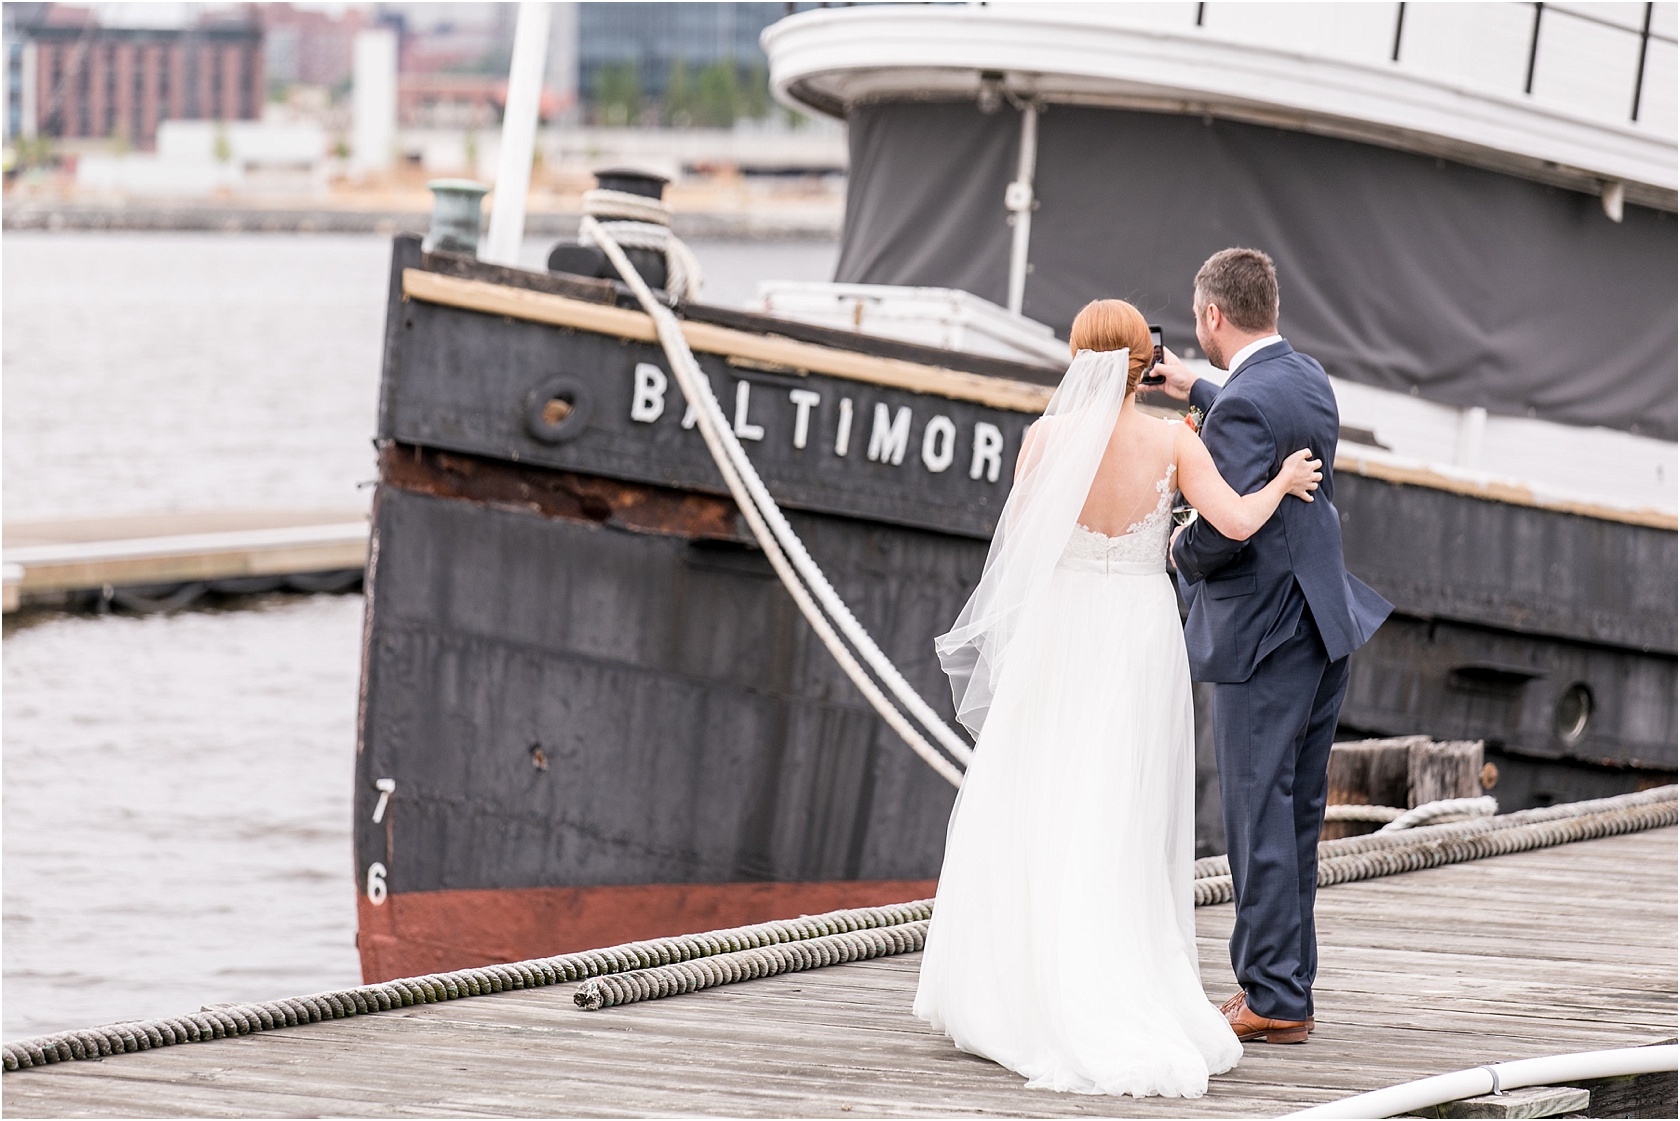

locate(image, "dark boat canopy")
[[834, 101, 1678, 441]]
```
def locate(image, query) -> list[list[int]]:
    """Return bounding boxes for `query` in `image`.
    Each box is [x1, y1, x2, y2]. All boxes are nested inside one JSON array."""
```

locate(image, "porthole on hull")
[[1554, 684, 1593, 747]]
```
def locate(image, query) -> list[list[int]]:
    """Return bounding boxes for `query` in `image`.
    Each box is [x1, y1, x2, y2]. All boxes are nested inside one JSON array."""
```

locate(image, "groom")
[[1157, 248, 1391, 1044]]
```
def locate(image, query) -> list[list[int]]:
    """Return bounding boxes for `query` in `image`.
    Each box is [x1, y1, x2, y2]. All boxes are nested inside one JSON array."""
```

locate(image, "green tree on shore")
[[603, 55, 779, 129], [742, 64, 771, 121], [595, 62, 642, 126], [665, 59, 693, 128], [693, 61, 741, 128]]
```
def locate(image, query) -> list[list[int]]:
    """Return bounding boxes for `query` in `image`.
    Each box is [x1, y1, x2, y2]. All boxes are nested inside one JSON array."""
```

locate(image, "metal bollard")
[[424, 179, 489, 254]]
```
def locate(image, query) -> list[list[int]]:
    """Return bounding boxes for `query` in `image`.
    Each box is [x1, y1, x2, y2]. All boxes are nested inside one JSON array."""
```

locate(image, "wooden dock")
[[2, 511, 368, 612], [4, 827, 1673, 1117]]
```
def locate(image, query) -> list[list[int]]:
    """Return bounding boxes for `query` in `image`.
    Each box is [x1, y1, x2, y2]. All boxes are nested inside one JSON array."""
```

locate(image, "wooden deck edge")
[[404, 268, 1676, 533]]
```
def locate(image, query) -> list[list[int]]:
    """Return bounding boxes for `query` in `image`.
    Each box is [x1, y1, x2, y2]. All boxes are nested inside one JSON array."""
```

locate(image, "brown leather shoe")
[[1220, 992, 1316, 1033], [1220, 992, 1310, 1043]]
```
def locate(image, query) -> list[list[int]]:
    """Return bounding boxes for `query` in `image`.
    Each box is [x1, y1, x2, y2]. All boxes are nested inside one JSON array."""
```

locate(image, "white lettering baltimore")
[[645, 362, 1008, 485], [789, 389, 821, 449], [868, 403, 912, 465], [835, 397, 854, 457], [922, 415, 956, 473], [733, 380, 765, 442], [971, 422, 1004, 482], [630, 362, 668, 423]]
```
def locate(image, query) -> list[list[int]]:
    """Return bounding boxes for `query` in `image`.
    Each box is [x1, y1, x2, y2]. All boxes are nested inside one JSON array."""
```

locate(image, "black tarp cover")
[[835, 101, 1678, 440]]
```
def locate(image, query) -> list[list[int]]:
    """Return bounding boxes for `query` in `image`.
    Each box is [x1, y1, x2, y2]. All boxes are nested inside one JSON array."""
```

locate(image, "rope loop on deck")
[[574, 921, 931, 1011], [1379, 795, 1499, 831], [579, 189, 704, 305], [1319, 794, 1499, 829], [582, 187, 672, 227], [1321, 803, 1407, 824]]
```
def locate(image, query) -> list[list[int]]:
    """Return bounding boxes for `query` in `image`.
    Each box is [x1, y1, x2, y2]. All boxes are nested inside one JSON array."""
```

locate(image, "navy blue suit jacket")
[[1170, 340, 1392, 683]]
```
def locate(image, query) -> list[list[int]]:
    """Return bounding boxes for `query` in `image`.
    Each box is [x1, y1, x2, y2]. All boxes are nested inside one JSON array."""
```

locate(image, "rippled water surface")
[[2, 596, 366, 1039], [1, 232, 837, 1039], [2, 233, 837, 520]]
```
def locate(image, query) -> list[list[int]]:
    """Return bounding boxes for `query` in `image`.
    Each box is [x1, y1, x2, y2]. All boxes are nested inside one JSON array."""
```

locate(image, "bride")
[[915, 299, 1321, 1098]]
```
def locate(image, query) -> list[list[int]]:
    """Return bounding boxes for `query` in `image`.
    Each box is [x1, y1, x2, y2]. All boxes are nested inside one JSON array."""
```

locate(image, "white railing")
[[1061, 1, 1678, 137]]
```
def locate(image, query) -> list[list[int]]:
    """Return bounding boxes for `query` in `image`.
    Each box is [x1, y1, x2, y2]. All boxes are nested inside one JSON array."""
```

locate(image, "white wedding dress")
[[917, 351, 1242, 1099]]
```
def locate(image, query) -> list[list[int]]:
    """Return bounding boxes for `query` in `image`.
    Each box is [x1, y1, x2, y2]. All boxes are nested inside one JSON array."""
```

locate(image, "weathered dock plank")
[[5, 828, 1674, 1118]]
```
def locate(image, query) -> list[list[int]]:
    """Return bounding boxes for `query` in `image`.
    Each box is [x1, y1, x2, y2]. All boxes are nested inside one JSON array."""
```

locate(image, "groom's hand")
[[1155, 347, 1198, 401]]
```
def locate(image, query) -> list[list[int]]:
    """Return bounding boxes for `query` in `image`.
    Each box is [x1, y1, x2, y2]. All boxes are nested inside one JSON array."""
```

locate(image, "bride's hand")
[[1280, 448, 1322, 501]]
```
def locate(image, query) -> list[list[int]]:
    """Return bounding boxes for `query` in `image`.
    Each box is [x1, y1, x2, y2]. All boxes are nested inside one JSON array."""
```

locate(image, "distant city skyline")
[[5, 2, 816, 144]]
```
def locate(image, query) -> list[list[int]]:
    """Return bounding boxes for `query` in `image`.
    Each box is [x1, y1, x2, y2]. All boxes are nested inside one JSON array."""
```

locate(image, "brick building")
[[261, 3, 372, 91], [5, 5, 263, 150]]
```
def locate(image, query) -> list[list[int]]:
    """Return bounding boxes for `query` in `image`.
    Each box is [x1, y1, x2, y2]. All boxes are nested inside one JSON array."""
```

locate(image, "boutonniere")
[[1183, 406, 1205, 434]]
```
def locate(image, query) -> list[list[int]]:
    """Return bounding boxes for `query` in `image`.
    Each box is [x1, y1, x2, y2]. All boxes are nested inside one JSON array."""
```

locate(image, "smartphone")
[[1140, 324, 1166, 386]]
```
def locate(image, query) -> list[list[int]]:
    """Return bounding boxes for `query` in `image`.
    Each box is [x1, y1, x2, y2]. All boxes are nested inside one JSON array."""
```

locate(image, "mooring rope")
[[582, 187, 674, 228], [1321, 803, 1408, 824], [581, 188, 705, 303], [8, 787, 1669, 1067], [569, 787, 1676, 1008], [1, 900, 931, 1072], [1319, 794, 1497, 829], [1379, 794, 1499, 831], [579, 214, 974, 782], [1192, 785, 1674, 881], [1188, 785, 1675, 904], [573, 922, 930, 1011]]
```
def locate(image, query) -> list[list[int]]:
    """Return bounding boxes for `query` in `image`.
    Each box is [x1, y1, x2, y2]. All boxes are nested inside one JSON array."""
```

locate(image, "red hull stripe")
[[357, 879, 939, 984]]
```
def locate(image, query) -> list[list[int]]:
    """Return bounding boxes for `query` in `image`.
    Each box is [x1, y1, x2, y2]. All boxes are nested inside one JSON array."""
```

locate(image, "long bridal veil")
[[935, 348, 1131, 737]]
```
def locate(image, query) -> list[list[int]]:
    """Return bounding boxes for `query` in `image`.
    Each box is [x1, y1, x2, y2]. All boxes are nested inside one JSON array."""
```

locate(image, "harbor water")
[[1, 232, 839, 1040]]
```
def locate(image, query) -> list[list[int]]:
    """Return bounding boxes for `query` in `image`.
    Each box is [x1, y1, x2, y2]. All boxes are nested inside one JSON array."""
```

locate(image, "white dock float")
[[2, 511, 369, 612]]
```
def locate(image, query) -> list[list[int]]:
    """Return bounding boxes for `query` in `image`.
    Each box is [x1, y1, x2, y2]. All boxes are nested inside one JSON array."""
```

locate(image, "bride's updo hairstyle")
[[1068, 299, 1152, 395]]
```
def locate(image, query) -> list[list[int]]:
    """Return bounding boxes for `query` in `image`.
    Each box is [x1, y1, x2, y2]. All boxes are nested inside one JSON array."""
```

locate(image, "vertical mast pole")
[[482, 1, 552, 266], [1005, 101, 1038, 317]]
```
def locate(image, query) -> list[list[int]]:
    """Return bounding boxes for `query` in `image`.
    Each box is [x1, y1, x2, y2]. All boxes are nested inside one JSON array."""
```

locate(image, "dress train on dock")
[[914, 510, 1242, 1098]]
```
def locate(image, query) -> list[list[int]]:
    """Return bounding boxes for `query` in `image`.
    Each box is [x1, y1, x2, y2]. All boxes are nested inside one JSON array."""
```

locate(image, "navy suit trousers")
[[1213, 599, 1349, 1022]]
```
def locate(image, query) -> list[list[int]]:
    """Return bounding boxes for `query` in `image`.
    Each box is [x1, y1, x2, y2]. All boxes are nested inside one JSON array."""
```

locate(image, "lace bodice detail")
[[1060, 464, 1177, 573]]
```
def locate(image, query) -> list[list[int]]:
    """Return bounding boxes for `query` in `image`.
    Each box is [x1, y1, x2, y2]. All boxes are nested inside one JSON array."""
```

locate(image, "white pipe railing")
[[1279, 1045, 1678, 1119]]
